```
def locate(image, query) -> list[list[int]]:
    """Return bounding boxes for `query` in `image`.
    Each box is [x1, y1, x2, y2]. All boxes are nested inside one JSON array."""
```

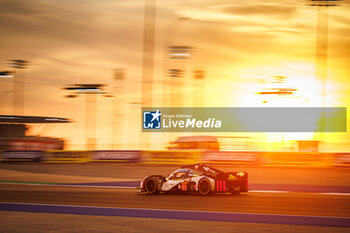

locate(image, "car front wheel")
[[144, 177, 160, 194]]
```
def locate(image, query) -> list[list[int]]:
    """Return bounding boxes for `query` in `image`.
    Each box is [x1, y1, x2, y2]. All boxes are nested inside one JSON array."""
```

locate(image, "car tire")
[[198, 178, 211, 195], [144, 177, 160, 194], [229, 184, 241, 195]]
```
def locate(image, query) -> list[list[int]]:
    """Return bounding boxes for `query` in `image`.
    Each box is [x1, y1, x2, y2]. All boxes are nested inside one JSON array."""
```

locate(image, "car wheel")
[[198, 178, 211, 195], [229, 184, 241, 195], [144, 177, 160, 194]]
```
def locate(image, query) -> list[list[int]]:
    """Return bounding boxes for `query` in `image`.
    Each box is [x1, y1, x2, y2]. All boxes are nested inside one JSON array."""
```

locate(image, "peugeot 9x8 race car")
[[138, 163, 248, 195]]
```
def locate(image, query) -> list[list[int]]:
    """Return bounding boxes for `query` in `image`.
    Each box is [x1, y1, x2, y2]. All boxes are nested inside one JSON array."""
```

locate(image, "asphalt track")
[[1, 164, 349, 230], [66, 181, 350, 193], [1, 183, 350, 227], [1, 202, 349, 228]]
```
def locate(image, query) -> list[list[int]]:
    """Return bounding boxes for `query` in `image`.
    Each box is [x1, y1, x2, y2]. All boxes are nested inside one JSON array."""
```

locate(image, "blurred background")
[[0, 0, 349, 152]]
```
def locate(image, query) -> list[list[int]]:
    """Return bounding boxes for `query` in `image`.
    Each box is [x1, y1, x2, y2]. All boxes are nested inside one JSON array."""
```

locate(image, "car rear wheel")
[[144, 177, 160, 194], [198, 179, 211, 195]]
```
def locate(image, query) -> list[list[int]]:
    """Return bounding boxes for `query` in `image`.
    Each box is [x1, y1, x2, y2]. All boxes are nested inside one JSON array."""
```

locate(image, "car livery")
[[138, 163, 248, 195]]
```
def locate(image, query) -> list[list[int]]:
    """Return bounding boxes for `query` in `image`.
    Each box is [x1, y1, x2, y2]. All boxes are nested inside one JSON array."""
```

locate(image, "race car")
[[138, 163, 248, 195]]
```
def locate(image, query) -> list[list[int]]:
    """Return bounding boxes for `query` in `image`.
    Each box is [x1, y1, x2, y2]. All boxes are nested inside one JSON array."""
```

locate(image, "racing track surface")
[[1, 164, 350, 231], [1, 183, 350, 227]]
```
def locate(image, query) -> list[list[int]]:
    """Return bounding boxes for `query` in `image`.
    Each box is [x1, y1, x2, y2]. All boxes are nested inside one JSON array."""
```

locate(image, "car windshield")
[[168, 169, 188, 180], [188, 169, 203, 177], [173, 172, 186, 179]]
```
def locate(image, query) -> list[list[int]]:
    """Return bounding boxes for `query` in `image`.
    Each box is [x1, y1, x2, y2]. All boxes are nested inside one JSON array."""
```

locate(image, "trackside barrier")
[[260, 152, 334, 167], [201, 151, 261, 165], [333, 153, 350, 167], [141, 150, 200, 164], [44, 150, 91, 163], [0, 151, 44, 162], [0, 150, 348, 167], [92, 150, 142, 163]]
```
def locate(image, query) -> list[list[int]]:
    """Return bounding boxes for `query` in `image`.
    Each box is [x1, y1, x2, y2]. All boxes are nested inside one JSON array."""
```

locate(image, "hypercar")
[[138, 163, 248, 195]]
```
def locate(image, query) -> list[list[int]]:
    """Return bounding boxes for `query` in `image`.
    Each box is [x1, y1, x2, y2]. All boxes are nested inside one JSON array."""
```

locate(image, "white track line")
[[1, 181, 350, 195], [249, 190, 290, 194], [0, 182, 134, 189], [320, 192, 350, 196]]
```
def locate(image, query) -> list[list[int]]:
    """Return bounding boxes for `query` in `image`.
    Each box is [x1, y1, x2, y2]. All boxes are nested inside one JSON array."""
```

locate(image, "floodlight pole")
[[64, 84, 107, 150], [167, 46, 193, 108], [140, 0, 156, 150], [141, 0, 156, 108], [85, 92, 97, 150], [0, 90, 12, 113], [308, 0, 341, 146], [162, 17, 189, 107], [161, 18, 193, 150], [308, 1, 340, 101], [193, 69, 205, 107], [112, 69, 125, 149], [8, 60, 29, 115]]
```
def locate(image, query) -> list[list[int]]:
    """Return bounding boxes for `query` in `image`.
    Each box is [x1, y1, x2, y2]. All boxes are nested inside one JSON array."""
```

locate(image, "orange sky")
[[0, 0, 349, 150]]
